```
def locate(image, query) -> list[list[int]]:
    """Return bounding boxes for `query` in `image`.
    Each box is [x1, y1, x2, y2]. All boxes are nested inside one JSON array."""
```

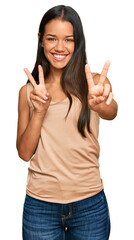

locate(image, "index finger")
[[85, 64, 95, 89], [24, 68, 37, 88], [98, 61, 111, 86]]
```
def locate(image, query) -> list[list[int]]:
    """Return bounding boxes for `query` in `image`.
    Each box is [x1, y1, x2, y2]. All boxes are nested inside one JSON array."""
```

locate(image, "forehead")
[[44, 19, 74, 36]]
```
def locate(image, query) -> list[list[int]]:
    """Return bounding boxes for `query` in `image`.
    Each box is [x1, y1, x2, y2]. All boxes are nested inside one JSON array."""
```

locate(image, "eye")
[[65, 39, 74, 42], [47, 38, 56, 41]]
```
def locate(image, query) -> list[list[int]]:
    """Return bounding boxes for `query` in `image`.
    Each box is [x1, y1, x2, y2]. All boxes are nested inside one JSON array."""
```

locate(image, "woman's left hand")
[[85, 61, 114, 112]]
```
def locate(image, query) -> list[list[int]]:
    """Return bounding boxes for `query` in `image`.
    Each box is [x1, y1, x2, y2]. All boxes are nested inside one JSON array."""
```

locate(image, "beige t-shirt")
[[26, 83, 103, 203]]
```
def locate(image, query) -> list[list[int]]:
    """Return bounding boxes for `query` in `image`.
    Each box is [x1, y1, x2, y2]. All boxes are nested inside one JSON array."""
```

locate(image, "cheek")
[[70, 47, 75, 57], [70, 43, 75, 54], [64, 43, 75, 55], [43, 43, 50, 52], [43, 45, 51, 58], [42, 41, 54, 53]]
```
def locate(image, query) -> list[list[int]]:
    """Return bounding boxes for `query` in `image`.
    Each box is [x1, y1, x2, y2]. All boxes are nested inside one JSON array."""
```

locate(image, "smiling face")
[[42, 19, 75, 72]]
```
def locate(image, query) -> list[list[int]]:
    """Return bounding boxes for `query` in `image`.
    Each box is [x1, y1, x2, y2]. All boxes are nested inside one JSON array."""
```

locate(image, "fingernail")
[[44, 96, 48, 100], [106, 60, 111, 65]]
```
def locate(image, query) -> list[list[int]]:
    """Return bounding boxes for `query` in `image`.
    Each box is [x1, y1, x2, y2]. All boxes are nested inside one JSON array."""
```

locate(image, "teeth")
[[53, 54, 66, 60]]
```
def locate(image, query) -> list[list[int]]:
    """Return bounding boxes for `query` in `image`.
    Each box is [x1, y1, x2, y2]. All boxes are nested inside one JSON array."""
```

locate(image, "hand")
[[24, 65, 51, 115], [85, 61, 113, 112]]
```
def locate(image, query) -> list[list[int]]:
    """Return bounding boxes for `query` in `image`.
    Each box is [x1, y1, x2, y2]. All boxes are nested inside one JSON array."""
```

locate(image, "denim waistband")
[[25, 189, 105, 215]]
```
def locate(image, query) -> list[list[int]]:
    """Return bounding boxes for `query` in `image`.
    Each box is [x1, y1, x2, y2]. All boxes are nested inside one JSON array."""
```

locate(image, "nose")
[[54, 40, 65, 52]]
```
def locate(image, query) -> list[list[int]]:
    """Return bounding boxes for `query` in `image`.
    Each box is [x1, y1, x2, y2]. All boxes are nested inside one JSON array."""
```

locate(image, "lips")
[[51, 53, 68, 61]]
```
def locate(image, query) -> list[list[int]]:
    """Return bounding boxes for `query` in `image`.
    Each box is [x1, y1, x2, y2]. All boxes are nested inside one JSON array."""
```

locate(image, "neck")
[[47, 67, 63, 84]]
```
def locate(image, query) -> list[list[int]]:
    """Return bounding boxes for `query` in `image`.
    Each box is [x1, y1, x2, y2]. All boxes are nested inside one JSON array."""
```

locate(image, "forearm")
[[17, 111, 44, 161], [97, 99, 118, 120]]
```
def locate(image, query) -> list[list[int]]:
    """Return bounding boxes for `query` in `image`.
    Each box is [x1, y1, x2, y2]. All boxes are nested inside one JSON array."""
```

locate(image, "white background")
[[0, 0, 134, 239]]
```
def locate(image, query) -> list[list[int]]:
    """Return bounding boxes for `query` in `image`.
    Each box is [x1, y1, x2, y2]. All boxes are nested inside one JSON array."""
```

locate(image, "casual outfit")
[[22, 83, 110, 239]]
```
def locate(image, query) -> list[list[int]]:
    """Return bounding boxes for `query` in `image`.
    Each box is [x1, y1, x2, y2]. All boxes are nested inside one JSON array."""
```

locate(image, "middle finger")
[[38, 65, 46, 86], [98, 61, 111, 86], [103, 83, 111, 98]]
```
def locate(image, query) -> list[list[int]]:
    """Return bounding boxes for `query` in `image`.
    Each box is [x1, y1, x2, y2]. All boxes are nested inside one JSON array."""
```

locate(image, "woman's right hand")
[[24, 65, 51, 116]]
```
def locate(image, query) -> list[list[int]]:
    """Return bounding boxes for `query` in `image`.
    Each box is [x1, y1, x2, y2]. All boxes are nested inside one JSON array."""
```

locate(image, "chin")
[[50, 61, 69, 70]]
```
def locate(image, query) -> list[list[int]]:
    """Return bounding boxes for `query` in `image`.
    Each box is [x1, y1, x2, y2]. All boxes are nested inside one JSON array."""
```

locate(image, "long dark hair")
[[29, 5, 90, 137]]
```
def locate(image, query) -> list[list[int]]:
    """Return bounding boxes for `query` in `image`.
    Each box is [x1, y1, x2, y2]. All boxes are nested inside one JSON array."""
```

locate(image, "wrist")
[[32, 109, 46, 120], [97, 100, 118, 120]]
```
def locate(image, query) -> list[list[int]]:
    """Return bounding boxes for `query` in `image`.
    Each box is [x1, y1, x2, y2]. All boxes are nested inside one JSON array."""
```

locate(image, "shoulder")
[[92, 72, 111, 87], [18, 84, 29, 109], [91, 72, 100, 85], [18, 84, 27, 100], [19, 83, 34, 101], [19, 82, 33, 95], [91, 72, 98, 78]]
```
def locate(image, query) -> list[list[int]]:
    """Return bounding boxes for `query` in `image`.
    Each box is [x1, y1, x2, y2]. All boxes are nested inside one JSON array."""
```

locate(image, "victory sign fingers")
[[24, 65, 46, 88], [38, 65, 46, 86], [98, 60, 111, 86], [24, 68, 37, 88], [85, 64, 95, 89], [24, 65, 50, 108], [85, 61, 113, 110]]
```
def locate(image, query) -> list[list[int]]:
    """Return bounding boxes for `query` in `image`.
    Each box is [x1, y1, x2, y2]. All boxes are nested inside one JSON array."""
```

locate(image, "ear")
[[38, 32, 41, 38]]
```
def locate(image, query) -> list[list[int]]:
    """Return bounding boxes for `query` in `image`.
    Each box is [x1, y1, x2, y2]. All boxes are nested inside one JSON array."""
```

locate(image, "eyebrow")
[[45, 34, 74, 38]]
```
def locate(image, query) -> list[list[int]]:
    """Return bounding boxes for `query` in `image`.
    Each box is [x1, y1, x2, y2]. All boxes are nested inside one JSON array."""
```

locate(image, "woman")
[[17, 5, 118, 240]]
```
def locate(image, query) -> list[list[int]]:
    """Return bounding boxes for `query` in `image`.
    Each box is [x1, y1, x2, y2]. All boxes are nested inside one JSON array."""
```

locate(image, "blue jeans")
[[23, 190, 110, 239]]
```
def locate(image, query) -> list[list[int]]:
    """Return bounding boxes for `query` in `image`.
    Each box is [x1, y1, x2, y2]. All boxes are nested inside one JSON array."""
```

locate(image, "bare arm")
[[16, 65, 51, 161]]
